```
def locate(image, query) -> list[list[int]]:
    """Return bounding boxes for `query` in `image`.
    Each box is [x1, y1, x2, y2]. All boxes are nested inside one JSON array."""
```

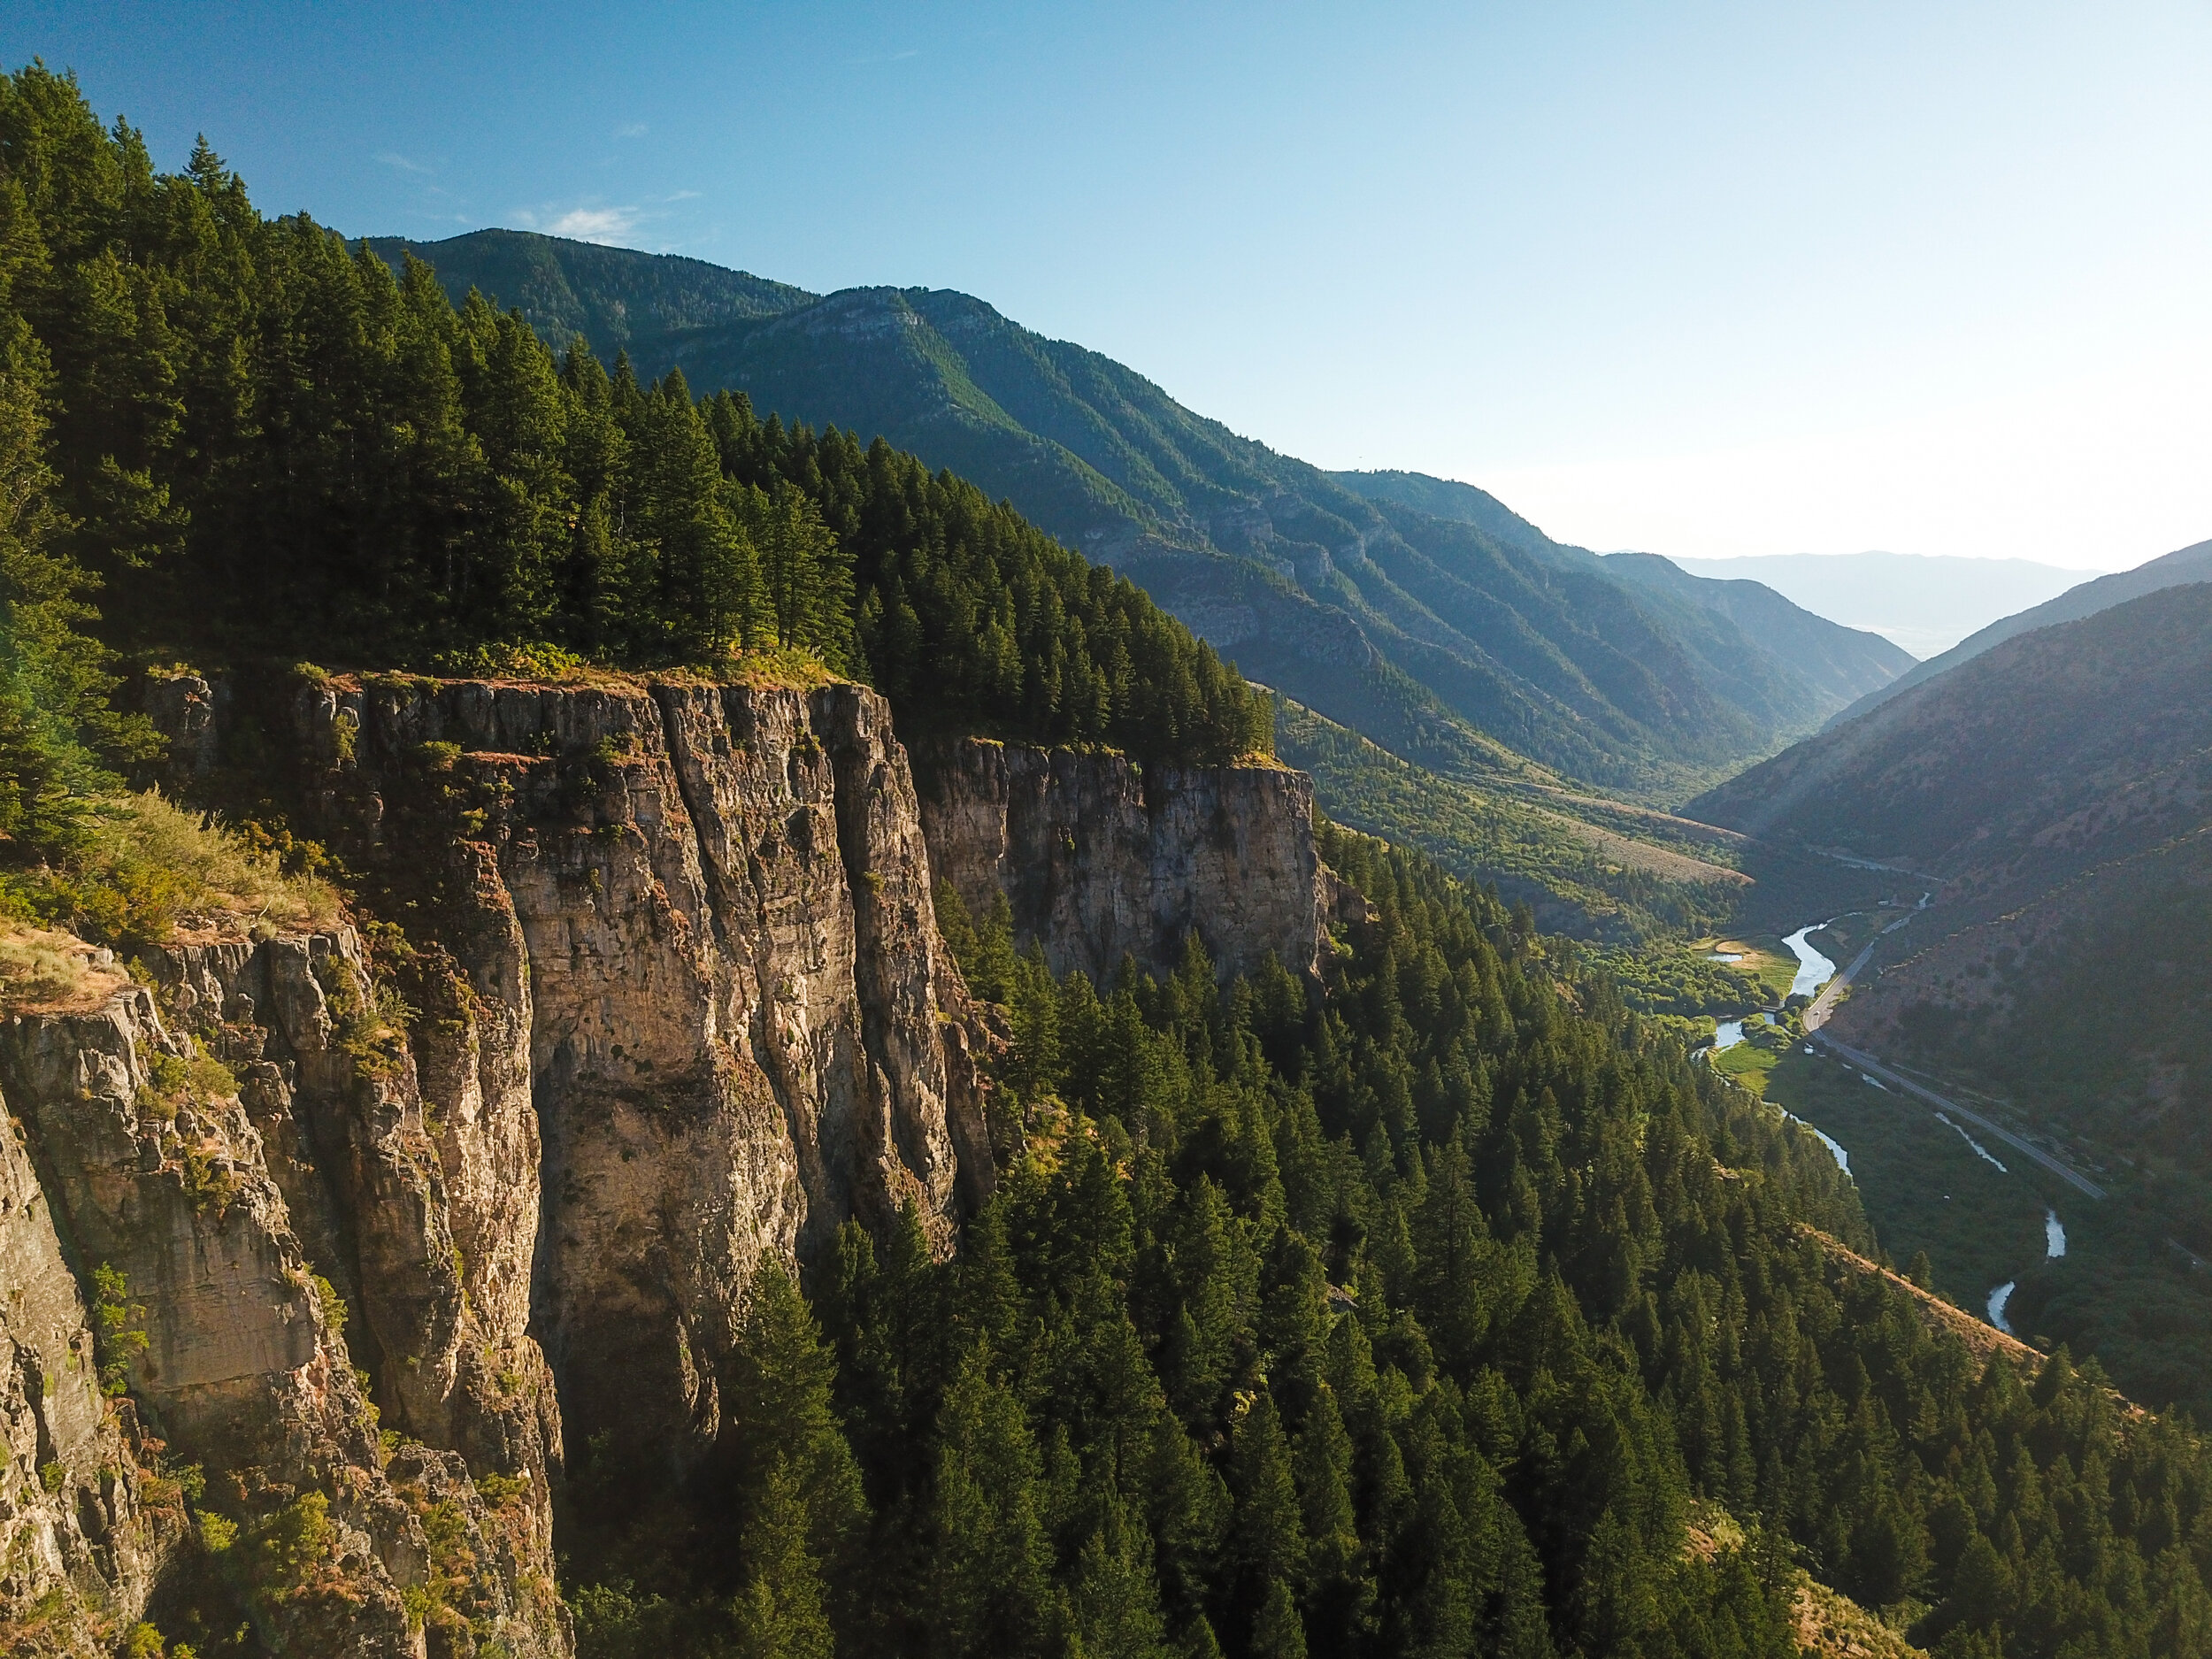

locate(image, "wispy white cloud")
[[513, 203, 645, 244], [611, 122, 648, 139], [664, 189, 701, 203], [376, 151, 434, 173]]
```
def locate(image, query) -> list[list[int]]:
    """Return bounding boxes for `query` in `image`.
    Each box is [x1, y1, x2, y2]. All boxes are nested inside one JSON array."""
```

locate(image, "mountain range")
[[1827, 536, 2212, 725], [11, 68, 2212, 1659], [1668, 550, 2095, 658], [369, 230, 1911, 803]]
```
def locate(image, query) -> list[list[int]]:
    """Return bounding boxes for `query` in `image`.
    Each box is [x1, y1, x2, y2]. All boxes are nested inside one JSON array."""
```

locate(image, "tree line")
[[0, 62, 1269, 886]]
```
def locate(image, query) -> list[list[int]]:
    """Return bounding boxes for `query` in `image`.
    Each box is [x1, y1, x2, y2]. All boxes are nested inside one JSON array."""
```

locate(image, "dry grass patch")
[[1793, 1574, 1929, 1659], [19, 791, 343, 950], [0, 926, 127, 1015]]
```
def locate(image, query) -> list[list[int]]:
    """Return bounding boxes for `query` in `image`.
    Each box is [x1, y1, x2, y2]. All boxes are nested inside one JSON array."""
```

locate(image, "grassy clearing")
[[1696, 934, 1797, 1002], [1764, 1048, 2051, 1311], [1710, 1042, 1780, 1094], [1710, 1017, 1792, 1094]]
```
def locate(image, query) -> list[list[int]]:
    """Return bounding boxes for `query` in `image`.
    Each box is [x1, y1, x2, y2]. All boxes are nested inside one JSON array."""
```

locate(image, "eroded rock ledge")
[[914, 736, 1351, 984], [275, 675, 992, 1486]]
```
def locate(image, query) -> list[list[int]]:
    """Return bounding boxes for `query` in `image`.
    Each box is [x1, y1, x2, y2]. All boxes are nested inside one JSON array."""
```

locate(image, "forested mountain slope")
[[1330, 471, 1915, 709], [0, 86, 1267, 772], [8, 66, 2212, 1659], [363, 227, 818, 350], [378, 232, 1908, 800], [1687, 584, 2212, 877]]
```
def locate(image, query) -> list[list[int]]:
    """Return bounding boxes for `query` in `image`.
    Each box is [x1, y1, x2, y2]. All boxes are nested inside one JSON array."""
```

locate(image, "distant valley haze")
[[1666, 551, 2096, 659]]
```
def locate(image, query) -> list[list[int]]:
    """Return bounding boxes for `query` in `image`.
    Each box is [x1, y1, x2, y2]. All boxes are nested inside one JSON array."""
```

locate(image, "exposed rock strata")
[[0, 951, 565, 1656], [270, 676, 989, 1484], [10, 668, 1348, 1653], [1, 1071, 178, 1655], [914, 736, 1349, 982]]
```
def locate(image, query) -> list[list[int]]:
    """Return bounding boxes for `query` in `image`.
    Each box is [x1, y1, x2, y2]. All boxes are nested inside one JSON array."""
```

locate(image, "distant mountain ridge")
[[362, 227, 815, 350], [1329, 472, 1915, 703], [1827, 538, 2212, 726], [1671, 551, 2093, 658], [372, 229, 1910, 802]]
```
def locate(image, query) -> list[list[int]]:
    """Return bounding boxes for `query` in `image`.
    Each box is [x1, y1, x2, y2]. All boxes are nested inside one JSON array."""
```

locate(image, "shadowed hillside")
[[1690, 582, 2212, 1411]]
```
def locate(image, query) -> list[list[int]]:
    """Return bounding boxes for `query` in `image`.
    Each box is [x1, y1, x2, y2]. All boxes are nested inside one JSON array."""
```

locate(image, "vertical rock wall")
[[913, 737, 1346, 983], [7, 669, 1348, 1654], [1, 1024, 178, 1656], [273, 676, 990, 1485], [0, 956, 565, 1657]]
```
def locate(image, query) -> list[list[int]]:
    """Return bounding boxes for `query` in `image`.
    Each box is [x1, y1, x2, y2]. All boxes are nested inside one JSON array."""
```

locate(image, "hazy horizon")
[[1664, 548, 2114, 657]]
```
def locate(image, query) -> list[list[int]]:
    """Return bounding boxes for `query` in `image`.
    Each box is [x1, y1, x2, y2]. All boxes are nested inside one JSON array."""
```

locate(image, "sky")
[[12, 1, 2209, 571]]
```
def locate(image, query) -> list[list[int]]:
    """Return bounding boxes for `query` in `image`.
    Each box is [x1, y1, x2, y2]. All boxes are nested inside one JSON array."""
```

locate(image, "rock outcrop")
[[0, 947, 565, 1657], [915, 737, 1346, 982], [8, 667, 1349, 1653], [269, 674, 990, 1486], [1, 1058, 179, 1657]]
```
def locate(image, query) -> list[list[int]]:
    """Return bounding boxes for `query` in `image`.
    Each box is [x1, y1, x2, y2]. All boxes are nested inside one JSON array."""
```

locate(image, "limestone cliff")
[[4, 668, 1348, 1654], [1, 964, 181, 1657], [0, 937, 564, 1658], [266, 674, 990, 1487], [914, 736, 1350, 983]]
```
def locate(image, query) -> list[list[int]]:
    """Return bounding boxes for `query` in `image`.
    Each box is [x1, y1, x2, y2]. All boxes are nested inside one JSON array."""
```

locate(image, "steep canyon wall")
[[914, 737, 1347, 983], [0, 672, 1340, 1655]]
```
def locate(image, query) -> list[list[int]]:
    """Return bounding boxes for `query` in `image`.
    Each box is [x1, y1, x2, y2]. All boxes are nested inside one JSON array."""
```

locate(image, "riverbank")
[[1703, 915, 2065, 1332], [1766, 1047, 2054, 1312]]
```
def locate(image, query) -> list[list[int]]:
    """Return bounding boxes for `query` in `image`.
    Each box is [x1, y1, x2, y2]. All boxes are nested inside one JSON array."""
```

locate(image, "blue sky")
[[12, 1, 2209, 568]]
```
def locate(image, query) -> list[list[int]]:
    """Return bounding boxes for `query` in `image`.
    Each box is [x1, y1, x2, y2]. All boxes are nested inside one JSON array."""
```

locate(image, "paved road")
[[1794, 897, 2104, 1200], [1801, 904, 1922, 1031], [1808, 1033, 2108, 1201], [1802, 941, 1878, 1029]]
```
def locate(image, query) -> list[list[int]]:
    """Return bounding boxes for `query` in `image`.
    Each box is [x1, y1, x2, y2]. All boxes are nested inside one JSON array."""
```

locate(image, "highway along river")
[[1710, 920, 2068, 1333]]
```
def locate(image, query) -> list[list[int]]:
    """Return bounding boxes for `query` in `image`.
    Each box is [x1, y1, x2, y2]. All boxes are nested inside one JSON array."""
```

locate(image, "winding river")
[[1706, 917, 2070, 1336], [1987, 1210, 2068, 1334], [1782, 921, 1839, 999]]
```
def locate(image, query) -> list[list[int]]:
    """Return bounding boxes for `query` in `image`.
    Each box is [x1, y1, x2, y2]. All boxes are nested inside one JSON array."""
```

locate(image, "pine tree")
[[920, 1350, 1061, 1659], [722, 1263, 869, 1644]]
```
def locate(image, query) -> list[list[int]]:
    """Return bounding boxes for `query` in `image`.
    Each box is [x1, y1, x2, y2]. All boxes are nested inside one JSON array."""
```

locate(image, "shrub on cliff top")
[[4, 790, 340, 951], [0, 926, 99, 1010]]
